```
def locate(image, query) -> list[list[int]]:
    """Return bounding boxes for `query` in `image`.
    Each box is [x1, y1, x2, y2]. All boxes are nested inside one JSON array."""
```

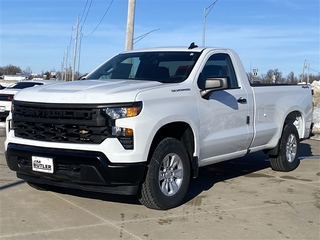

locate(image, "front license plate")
[[32, 156, 54, 173]]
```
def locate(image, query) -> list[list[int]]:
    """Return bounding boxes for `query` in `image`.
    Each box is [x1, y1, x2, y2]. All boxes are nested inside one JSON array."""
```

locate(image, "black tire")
[[270, 123, 300, 172], [138, 137, 191, 210]]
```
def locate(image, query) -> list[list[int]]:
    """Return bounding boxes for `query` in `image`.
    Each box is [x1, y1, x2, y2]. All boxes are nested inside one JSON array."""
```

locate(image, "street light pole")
[[202, 0, 219, 47], [133, 28, 160, 45]]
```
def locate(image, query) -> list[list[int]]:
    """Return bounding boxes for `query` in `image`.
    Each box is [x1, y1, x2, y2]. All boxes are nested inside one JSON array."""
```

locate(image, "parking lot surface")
[[0, 123, 319, 239]]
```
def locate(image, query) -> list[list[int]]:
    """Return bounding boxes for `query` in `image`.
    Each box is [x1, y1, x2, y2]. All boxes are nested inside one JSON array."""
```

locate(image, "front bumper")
[[5, 143, 146, 195]]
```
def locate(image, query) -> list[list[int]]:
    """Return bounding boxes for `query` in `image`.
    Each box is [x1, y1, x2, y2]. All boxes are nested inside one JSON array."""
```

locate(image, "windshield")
[[86, 51, 201, 83]]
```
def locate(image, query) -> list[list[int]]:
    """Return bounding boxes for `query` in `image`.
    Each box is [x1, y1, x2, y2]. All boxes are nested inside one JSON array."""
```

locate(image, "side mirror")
[[200, 77, 229, 99]]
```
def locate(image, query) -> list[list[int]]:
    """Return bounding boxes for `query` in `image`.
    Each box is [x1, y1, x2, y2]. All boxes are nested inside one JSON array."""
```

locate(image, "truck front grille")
[[14, 121, 110, 143], [12, 101, 112, 144]]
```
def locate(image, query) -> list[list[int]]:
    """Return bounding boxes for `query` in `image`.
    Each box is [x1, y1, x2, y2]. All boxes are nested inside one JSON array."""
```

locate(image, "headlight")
[[103, 102, 142, 119], [102, 102, 142, 148]]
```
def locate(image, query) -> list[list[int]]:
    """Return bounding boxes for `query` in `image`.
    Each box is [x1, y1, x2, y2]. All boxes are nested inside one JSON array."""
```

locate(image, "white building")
[[3, 75, 27, 81]]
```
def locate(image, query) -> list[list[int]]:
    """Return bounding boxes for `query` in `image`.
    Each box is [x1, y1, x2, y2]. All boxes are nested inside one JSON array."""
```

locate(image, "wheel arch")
[[147, 121, 198, 178], [284, 110, 304, 139], [265, 110, 303, 157]]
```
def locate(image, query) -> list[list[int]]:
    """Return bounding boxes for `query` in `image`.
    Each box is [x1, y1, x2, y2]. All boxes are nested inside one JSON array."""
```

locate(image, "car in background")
[[0, 80, 59, 120]]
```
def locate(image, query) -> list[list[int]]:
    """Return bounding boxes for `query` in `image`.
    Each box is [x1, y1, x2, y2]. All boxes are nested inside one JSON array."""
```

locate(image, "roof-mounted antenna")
[[188, 42, 198, 49]]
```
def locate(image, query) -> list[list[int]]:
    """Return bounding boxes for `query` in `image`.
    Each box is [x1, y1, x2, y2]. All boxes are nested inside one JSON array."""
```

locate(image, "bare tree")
[[264, 69, 283, 84], [286, 71, 298, 84], [308, 73, 320, 83], [273, 69, 283, 83], [24, 67, 32, 74], [43, 71, 51, 80], [0, 64, 22, 75], [265, 69, 274, 84]]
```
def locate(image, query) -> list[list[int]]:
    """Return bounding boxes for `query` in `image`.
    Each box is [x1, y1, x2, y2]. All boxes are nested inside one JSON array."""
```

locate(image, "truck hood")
[[14, 80, 166, 104]]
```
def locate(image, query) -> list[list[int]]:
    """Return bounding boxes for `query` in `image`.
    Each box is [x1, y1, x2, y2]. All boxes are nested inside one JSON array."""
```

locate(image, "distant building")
[[3, 75, 27, 81]]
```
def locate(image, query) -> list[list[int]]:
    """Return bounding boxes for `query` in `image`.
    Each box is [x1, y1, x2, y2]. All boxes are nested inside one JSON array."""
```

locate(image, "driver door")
[[197, 52, 254, 164]]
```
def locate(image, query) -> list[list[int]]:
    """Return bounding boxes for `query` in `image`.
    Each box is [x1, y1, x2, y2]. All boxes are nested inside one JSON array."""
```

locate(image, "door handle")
[[237, 97, 247, 103]]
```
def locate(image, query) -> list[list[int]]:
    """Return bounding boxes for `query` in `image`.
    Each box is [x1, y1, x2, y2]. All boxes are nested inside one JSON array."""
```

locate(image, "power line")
[[306, 59, 319, 64], [302, 60, 320, 74], [79, 0, 89, 23], [80, 0, 93, 31], [83, 0, 114, 38], [309, 67, 320, 74], [72, 0, 113, 77]]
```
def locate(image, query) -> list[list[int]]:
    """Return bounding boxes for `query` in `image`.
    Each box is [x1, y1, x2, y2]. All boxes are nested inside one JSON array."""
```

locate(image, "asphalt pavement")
[[0, 121, 319, 240]]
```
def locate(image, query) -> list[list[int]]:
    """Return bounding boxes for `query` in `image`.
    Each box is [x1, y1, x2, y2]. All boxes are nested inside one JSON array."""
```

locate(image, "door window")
[[198, 53, 238, 89]]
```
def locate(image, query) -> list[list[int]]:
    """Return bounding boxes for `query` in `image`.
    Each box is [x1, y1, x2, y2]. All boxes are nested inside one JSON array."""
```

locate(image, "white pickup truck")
[[5, 44, 313, 210]]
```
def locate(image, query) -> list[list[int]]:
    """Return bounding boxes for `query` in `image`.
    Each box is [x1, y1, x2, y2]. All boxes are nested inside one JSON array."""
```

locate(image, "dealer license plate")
[[32, 156, 54, 173]]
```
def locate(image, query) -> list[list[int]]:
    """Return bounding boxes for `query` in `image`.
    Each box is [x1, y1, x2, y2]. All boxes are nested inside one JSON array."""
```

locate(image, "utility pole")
[[65, 46, 68, 81], [72, 16, 79, 81], [301, 59, 306, 82], [77, 32, 83, 76], [61, 56, 64, 81], [307, 63, 310, 83], [125, 0, 136, 51]]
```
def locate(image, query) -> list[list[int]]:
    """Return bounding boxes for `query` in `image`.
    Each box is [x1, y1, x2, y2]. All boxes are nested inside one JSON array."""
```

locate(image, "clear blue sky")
[[1, 0, 319, 77]]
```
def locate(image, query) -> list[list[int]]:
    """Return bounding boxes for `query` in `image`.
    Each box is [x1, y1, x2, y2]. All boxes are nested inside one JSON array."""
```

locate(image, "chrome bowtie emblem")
[[79, 129, 89, 135]]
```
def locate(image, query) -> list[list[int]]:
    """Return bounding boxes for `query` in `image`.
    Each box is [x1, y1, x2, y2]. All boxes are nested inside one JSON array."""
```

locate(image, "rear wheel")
[[138, 137, 190, 210], [270, 123, 300, 172]]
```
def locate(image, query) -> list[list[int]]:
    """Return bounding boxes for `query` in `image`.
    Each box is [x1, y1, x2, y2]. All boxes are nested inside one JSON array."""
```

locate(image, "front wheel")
[[270, 123, 300, 172], [138, 137, 191, 210]]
